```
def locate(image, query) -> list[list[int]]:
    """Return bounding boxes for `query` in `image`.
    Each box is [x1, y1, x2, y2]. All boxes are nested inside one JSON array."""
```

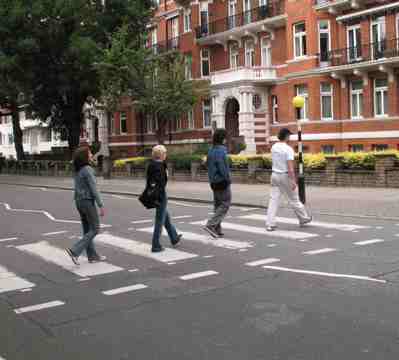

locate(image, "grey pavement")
[[1, 183, 399, 359], [0, 174, 398, 219]]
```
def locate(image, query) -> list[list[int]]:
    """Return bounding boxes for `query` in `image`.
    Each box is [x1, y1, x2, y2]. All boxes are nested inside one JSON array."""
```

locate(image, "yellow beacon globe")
[[293, 96, 305, 109]]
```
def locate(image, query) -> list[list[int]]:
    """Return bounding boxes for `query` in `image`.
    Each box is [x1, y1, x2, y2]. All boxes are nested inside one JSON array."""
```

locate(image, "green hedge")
[[167, 154, 203, 171]]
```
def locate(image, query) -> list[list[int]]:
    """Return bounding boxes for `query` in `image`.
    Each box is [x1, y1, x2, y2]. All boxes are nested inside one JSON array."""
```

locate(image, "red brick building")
[[109, 0, 399, 157]]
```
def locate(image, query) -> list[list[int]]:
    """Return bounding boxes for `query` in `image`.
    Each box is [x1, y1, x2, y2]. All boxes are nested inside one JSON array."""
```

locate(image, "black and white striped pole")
[[293, 96, 306, 204]]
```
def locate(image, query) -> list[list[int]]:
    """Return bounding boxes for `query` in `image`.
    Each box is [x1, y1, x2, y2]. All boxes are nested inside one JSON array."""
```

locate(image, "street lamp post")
[[292, 96, 306, 204]]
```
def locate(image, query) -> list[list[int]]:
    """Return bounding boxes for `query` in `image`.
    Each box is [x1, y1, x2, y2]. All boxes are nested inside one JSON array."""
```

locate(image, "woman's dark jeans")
[[71, 199, 100, 259], [152, 194, 178, 250]]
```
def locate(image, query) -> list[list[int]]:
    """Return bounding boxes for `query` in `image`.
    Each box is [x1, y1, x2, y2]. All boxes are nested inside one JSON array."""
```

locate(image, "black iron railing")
[[195, 1, 285, 39], [318, 38, 399, 67], [148, 36, 181, 55]]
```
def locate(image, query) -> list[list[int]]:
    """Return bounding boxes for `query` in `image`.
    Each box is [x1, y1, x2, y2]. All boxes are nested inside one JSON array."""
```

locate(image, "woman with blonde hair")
[[146, 145, 182, 252]]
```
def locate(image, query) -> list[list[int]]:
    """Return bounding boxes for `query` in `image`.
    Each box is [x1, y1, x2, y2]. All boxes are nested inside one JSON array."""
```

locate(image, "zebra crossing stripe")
[[354, 239, 385, 246], [303, 248, 337, 255], [239, 214, 370, 231], [0, 237, 18, 243], [180, 270, 218, 280], [136, 228, 253, 249], [14, 300, 65, 314], [190, 220, 318, 240], [96, 234, 197, 263], [245, 258, 281, 267], [0, 265, 35, 294], [16, 241, 123, 277], [102, 284, 147, 296]]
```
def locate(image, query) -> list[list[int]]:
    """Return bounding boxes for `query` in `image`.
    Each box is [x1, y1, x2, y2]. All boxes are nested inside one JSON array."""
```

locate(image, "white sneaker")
[[300, 216, 313, 227], [266, 226, 277, 232]]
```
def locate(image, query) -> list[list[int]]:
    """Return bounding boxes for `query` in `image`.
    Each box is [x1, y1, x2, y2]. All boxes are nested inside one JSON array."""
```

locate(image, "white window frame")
[[259, 0, 268, 6], [228, 0, 237, 29], [230, 43, 239, 69], [261, 37, 272, 67], [245, 39, 255, 67], [318, 20, 331, 64], [120, 111, 128, 134], [183, 8, 192, 33], [200, 1, 209, 34], [320, 83, 333, 121], [295, 84, 309, 120], [350, 80, 364, 120], [294, 22, 307, 59], [371, 16, 386, 60], [347, 24, 362, 62], [202, 99, 212, 128], [271, 95, 278, 123], [243, 0, 251, 24], [176, 116, 182, 131], [188, 109, 194, 129], [374, 78, 388, 118], [201, 48, 210, 77]]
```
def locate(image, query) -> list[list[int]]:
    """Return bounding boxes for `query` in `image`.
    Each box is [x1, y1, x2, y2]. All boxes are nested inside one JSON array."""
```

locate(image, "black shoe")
[[152, 246, 164, 253], [65, 248, 79, 265], [216, 229, 224, 237], [172, 234, 183, 247], [88, 255, 107, 263], [203, 225, 218, 238]]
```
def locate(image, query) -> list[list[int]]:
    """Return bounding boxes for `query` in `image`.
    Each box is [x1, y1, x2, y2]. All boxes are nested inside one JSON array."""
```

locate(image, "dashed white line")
[[131, 220, 152, 224], [167, 262, 176, 265], [77, 278, 91, 282], [303, 248, 337, 255], [245, 258, 281, 267], [267, 244, 277, 248], [0, 237, 18, 242], [239, 249, 248, 252], [42, 231, 68, 236], [14, 300, 65, 314], [180, 270, 218, 280], [172, 215, 193, 220], [102, 284, 147, 296], [375, 226, 384, 230], [263, 266, 386, 283], [20, 288, 33, 293], [354, 239, 385, 246], [203, 255, 214, 258], [128, 269, 139, 272]]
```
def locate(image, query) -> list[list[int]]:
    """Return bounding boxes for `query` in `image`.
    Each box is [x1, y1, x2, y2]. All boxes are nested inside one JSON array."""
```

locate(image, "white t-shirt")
[[271, 142, 295, 173]]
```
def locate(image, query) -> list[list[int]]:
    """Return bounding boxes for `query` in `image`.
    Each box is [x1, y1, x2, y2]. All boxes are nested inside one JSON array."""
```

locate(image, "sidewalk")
[[0, 174, 398, 219]]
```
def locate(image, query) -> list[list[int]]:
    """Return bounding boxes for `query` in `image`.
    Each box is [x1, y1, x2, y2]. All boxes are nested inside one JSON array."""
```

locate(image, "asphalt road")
[[1, 183, 399, 359]]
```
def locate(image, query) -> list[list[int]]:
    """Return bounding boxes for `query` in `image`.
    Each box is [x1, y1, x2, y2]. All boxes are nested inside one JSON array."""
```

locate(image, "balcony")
[[318, 38, 399, 69], [195, 1, 286, 46], [211, 66, 277, 86], [313, 0, 375, 14], [148, 36, 181, 55]]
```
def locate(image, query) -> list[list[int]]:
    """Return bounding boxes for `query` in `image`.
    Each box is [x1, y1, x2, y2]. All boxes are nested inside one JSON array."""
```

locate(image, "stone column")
[[238, 86, 256, 154], [211, 91, 224, 129], [375, 153, 396, 188]]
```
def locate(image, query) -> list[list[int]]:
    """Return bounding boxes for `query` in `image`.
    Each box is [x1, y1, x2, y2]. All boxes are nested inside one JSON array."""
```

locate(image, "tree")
[[0, 0, 153, 153], [97, 25, 210, 145]]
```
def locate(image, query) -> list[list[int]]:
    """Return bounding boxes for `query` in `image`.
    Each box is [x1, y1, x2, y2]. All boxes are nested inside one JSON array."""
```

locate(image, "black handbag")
[[210, 179, 230, 191], [139, 183, 161, 209]]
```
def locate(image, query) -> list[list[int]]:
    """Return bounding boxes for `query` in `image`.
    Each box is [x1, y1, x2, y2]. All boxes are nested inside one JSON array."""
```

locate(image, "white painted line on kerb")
[[131, 219, 152, 224], [102, 284, 147, 296], [96, 233, 197, 263], [0, 237, 18, 242], [42, 231, 68, 236], [14, 300, 65, 314], [354, 239, 385, 246], [0, 264, 36, 294], [137, 227, 253, 250], [240, 214, 370, 231], [172, 215, 193, 220], [180, 270, 218, 281], [303, 248, 337, 255], [245, 258, 281, 267], [263, 266, 386, 283], [20, 288, 33, 293], [191, 220, 318, 240], [16, 241, 123, 277]]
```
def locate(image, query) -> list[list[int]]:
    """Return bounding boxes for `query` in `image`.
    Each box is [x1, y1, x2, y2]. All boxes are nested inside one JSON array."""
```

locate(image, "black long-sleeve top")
[[146, 160, 168, 195]]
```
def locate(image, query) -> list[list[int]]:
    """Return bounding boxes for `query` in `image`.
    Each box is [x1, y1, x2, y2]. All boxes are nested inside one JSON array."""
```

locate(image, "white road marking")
[[137, 227, 253, 250], [376, 226, 384, 230], [325, 234, 333, 238], [127, 228, 135, 231], [0, 237, 18, 242], [5, 245, 14, 248], [0, 264, 35, 294], [14, 300, 65, 314], [111, 195, 132, 200], [267, 244, 277, 247], [169, 200, 210, 208], [180, 270, 218, 280], [191, 220, 318, 240], [203, 255, 214, 258], [239, 249, 248, 252], [96, 233, 197, 263], [16, 241, 123, 277], [240, 214, 370, 231], [77, 278, 91, 282], [352, 230, 359, 233], [131, 220, 152, 224], [167, 262, 176, 265], [303, 248, 337, 255], [245, 258, 280, 267], [354, 239, 385, 246], [20, 288, 33, 293], [102, 284, 147, 296], [128, 269, 139, 272], [42, 231, 68, 236], [263, 266, 386, 283], [172, 215, 193, 220]]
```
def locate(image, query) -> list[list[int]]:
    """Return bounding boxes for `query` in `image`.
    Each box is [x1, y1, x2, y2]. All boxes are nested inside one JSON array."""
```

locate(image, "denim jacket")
[[207, 145, 231, 185], [74, 165, 104, 208]]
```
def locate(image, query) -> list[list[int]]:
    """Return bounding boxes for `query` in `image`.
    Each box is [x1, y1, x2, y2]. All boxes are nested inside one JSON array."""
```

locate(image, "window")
[[151, 28, 158, 54], [243, 0, 251, 24], [321, 145, 335, 154], [294, 22, 307, 58], [200, 1, 209, 35], [228, 0, 237, 29], [374, 78, 388, 117], [188, 109, 194, 129], [351, 80, 363, 119], [201, 49, 210, 77], [185, 54, 192, 80], [120, 111, 128, 134], [271, 95, 278, 123], [202, 99, 211, 128], [261, 38, 272, 67], [295, 84, 309, 120], [230, 43, 239, 68], [245, 39, 255, 67], [183, 8, 191, 33], [168, 17, 179, 49], [372, 144, 388, 151], [176, 116, 182, 131], [145, 115, 154, 134], [320, 83, 333, 120], [347, 25, 361, 62], [349, 144, 363, 152], [371, 17, 386, 60], [318, 20, 330, 63]]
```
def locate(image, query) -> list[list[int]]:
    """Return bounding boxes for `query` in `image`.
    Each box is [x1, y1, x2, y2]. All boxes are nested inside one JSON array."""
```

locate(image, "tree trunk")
[[11, 106, 24, 161], [66, 95, 86, 154], [156, 116, 167, 145]]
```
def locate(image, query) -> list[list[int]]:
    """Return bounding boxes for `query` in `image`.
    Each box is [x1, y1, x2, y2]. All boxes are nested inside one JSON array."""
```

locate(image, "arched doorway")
[[224, 97, 241, 153]]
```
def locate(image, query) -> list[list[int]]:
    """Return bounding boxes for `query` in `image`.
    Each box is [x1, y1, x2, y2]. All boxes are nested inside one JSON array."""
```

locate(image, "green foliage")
[[303, 153, 327, 170], [114, 157, 149, 168], [338, 152, 376, 170], [193, 143, 210, 156], [167, 154, 203, 171]]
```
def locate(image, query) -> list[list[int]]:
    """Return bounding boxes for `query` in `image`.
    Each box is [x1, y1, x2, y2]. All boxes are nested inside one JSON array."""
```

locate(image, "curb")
[[1, 181, 398, 221]]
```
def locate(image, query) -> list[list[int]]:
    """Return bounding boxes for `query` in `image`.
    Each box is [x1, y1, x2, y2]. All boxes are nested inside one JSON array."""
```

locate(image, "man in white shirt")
[[266, 128, 312, 231]]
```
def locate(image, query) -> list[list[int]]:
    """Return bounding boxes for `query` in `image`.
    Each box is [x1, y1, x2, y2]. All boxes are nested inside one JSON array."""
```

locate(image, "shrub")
[[167, 154, 203, 171], [114, 157, 149, 168], [193, 143, 210, 156], [303, 153, 327, 170], [338, 152, 375, 170]]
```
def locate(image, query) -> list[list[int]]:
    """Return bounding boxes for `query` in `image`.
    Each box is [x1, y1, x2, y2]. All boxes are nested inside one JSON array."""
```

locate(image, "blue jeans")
[[71, 200, 100, 259], [152, 194, 178, 250]]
